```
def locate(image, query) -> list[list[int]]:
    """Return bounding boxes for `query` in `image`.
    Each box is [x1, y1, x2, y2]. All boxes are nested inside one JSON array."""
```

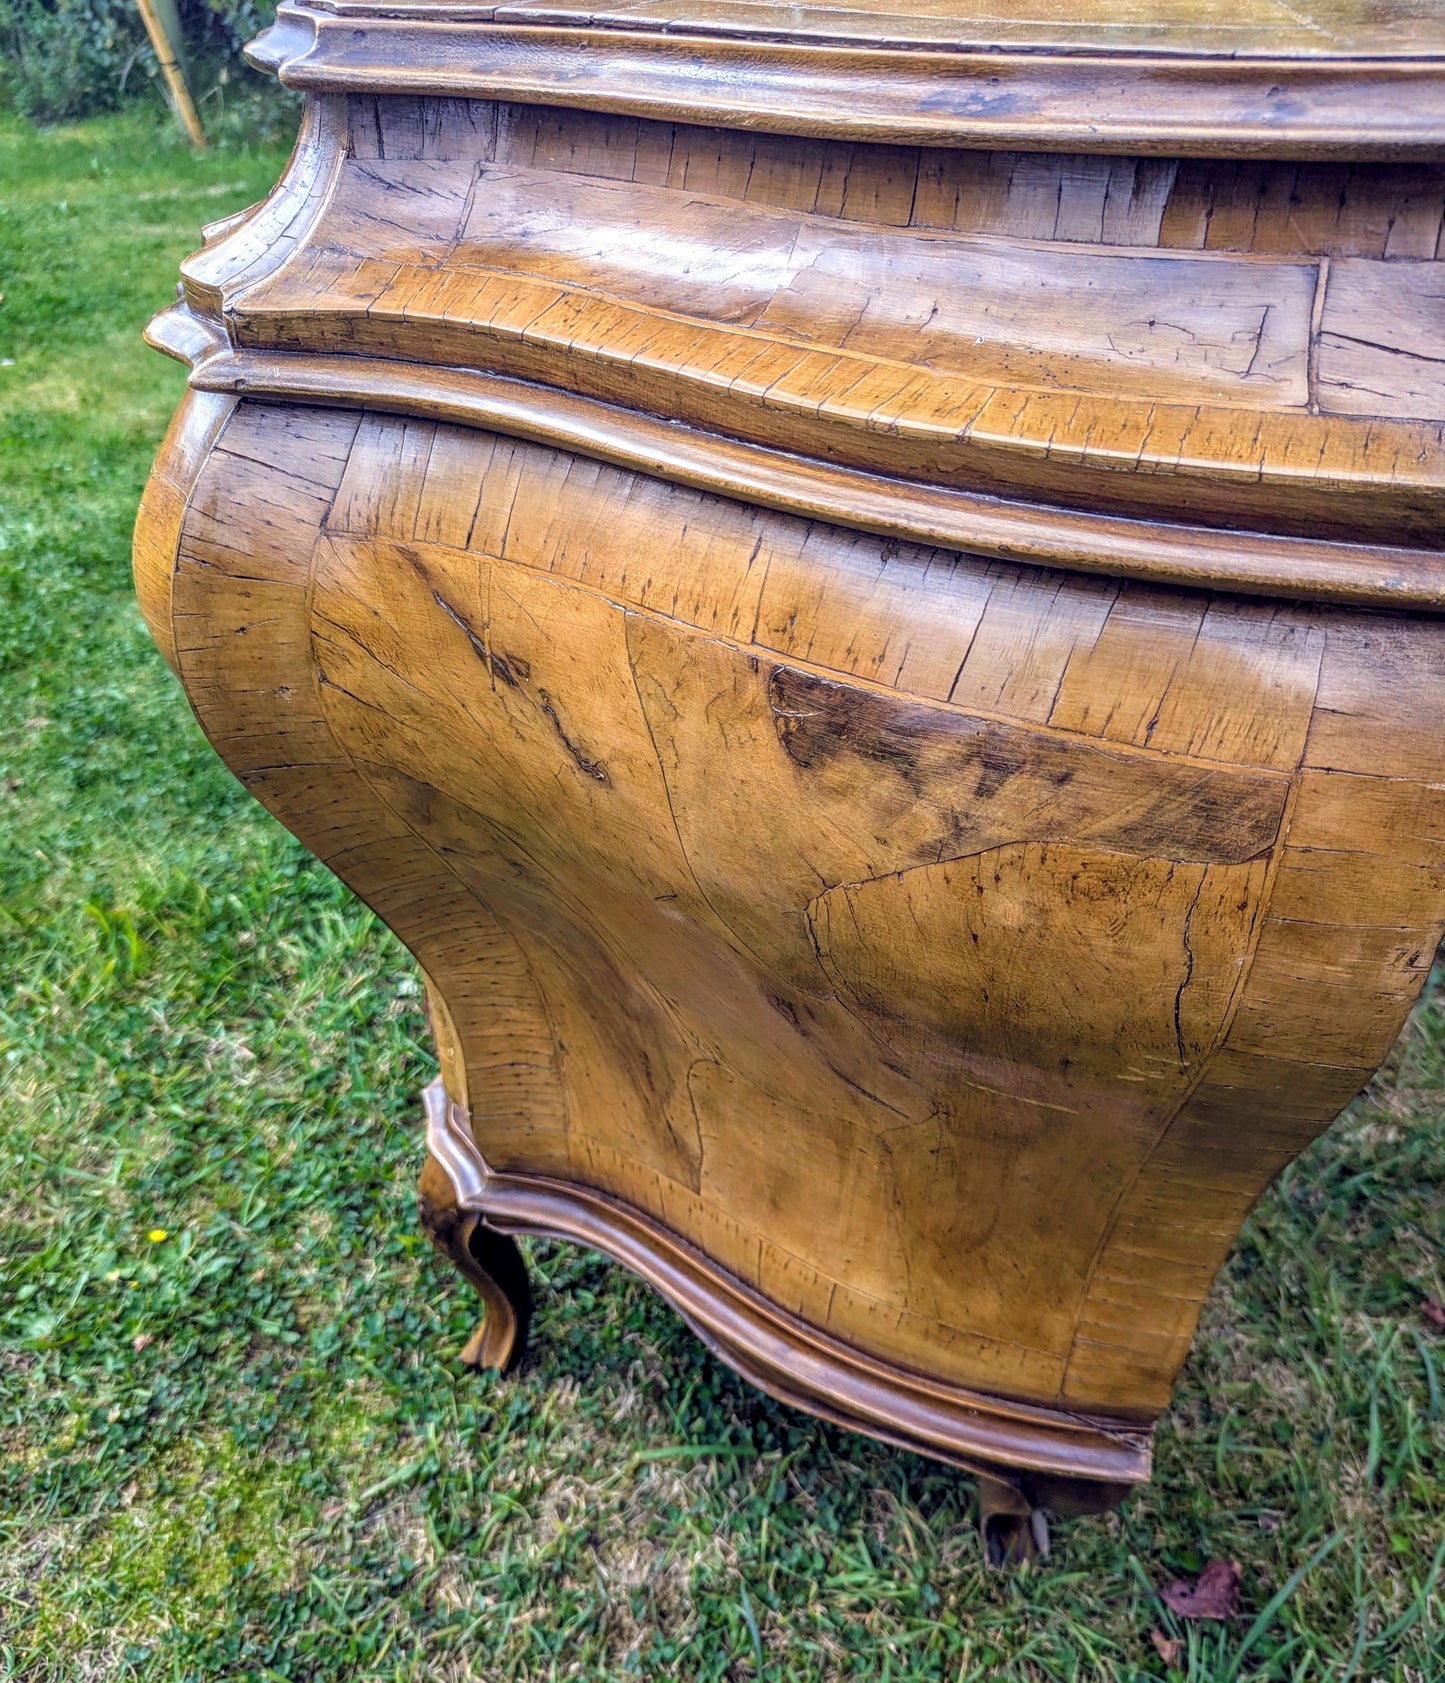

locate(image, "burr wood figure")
[[135, 0, 1445, 1548]]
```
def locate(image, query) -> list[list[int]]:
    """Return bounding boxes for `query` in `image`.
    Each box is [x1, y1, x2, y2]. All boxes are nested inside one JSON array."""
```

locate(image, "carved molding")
[[423, 1080, 1154, 1488]]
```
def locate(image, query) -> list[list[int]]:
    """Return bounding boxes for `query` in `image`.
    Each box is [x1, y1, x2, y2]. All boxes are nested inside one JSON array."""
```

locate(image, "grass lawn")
[[1, 105, 1443, 1683]]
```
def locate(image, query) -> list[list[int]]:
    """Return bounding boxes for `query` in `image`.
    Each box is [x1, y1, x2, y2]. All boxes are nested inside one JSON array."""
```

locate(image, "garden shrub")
[[0, 0, 295, 138]]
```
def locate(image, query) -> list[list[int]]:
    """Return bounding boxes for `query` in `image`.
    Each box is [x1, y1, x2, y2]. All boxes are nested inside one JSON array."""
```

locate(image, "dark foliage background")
[[0, 0, 294, 138]]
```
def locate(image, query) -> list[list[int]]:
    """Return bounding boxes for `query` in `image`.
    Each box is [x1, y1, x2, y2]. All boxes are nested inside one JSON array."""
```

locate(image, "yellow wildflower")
[[147, 1228, 168, 1243]]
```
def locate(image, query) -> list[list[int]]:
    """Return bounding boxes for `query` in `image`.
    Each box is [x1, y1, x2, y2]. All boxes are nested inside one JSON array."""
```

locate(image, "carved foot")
[[977, 1474, 1050, 1566], [418, 1151, 532, 1373], [976, 1468, 1134, 1565]]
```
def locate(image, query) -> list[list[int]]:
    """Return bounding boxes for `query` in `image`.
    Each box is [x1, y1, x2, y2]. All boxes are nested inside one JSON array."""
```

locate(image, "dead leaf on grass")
[[1151, 1629, 1183, 1667], [1160, 1559, 1242, 1619], [1422, 1295, 1444, 1331]]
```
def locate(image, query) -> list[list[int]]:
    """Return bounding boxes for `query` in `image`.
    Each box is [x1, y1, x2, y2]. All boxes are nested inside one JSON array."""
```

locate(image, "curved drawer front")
[[138, 393, 1445, 1428], [137, 39, 1445, 1496], [171, 92, 1445, 584]]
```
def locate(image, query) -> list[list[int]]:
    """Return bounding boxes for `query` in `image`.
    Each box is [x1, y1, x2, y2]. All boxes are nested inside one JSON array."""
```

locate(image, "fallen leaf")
[[1160, 1559, 1242, 1619], [1151, 1630, 1183, 1667], [1422, 1295, 1444, 1331], [132, 1333, 153, 1353]]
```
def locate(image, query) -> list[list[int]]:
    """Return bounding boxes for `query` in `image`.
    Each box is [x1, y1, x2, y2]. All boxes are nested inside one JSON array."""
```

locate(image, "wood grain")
[[179, 122, 1445, 549], [136, 37, 1445, 1518], [136, 392, 1445, 1478], [247, 6, 1445, 159]]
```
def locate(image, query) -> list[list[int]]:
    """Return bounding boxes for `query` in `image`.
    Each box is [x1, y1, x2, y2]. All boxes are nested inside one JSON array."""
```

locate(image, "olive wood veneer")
[[136, 10, 1445, 1542]]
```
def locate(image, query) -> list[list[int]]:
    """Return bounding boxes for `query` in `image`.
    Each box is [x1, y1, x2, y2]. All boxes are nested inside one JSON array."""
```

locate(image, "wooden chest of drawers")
[[135, 0, 1445, 1554]]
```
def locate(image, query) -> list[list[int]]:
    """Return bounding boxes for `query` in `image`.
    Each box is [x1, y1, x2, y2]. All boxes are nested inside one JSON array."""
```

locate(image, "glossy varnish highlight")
[[137, 21, 1445, 1529]]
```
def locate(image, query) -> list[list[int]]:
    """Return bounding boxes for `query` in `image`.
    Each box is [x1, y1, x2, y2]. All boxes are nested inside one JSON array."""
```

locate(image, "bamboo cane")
[[133, 0, 207, 150]]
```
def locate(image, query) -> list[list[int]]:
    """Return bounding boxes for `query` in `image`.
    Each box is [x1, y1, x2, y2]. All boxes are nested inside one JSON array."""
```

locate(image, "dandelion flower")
[[147, 1228, 168, 1243]]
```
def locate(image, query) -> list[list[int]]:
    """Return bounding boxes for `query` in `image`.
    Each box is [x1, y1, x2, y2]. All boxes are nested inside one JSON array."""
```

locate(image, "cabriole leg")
[[977, 1475, 1050, 1567], [417, 1152, 532, 1373], [976, 1468, 1134, 1567]]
